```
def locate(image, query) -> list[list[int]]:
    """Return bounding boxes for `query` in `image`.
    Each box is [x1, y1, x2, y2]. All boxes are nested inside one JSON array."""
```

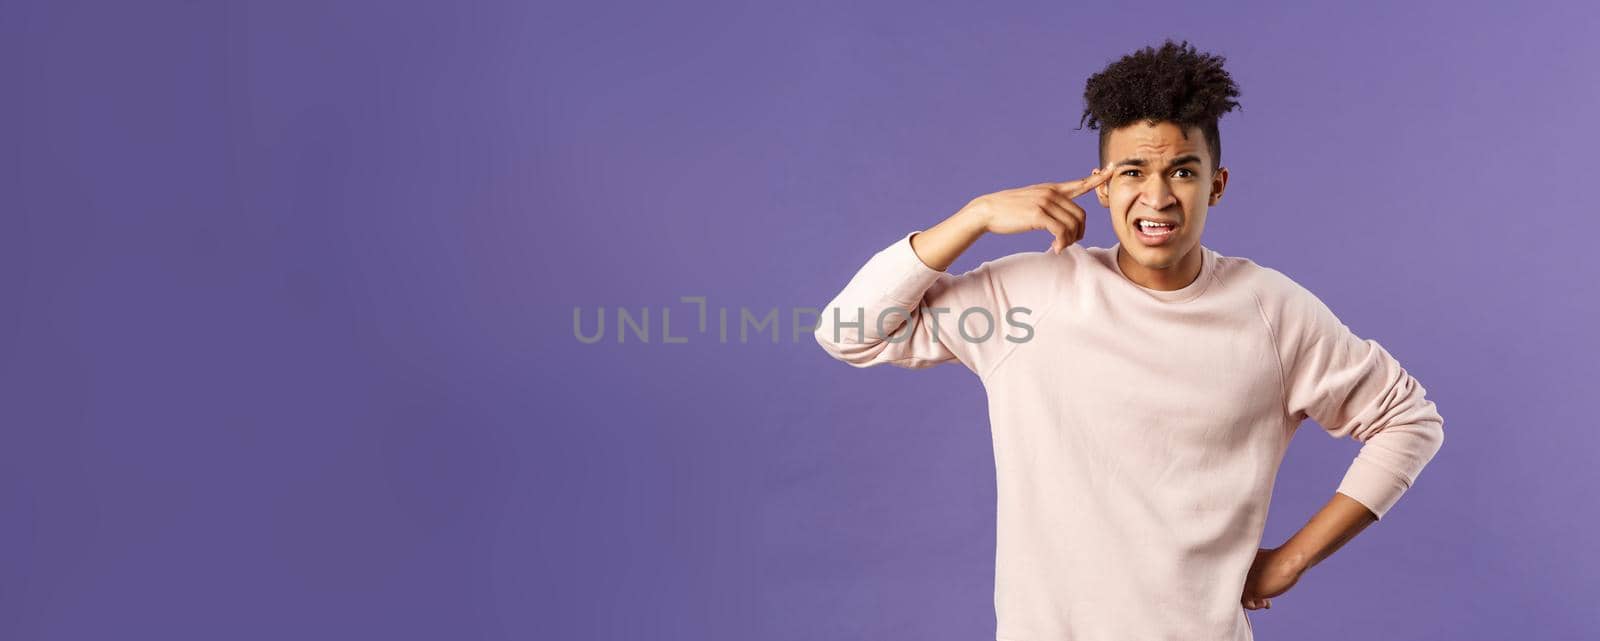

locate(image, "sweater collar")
[[1106, 243, 1216, 303]]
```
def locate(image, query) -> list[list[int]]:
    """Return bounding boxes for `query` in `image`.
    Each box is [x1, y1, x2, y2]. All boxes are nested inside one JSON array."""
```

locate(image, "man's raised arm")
[[811, 166, 1112, 374]]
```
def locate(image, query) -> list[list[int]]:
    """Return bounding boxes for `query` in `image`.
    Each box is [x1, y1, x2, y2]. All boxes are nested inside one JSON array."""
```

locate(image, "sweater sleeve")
[[1270, 273, 1446, 521], [812, 231, 1051, 377]]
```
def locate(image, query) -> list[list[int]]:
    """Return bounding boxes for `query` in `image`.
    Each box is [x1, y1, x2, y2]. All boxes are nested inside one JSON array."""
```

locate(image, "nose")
[[1138, 177, 1176, 212]]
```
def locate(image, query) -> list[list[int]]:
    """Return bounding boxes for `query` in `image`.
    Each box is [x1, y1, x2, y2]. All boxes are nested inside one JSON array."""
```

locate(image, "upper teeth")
[[1139, 220, 1172, 228]]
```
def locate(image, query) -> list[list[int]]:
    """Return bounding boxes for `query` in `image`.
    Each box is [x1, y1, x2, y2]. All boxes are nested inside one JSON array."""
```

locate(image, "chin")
[[1123, 236, 1189, 267]]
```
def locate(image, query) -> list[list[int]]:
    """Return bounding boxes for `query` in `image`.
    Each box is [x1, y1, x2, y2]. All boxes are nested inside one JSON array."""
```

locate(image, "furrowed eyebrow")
[[1113, 154, 1203, 170]]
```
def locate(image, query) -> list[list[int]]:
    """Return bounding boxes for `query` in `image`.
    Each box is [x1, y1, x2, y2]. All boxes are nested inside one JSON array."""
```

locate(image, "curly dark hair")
[[1077, 39, 1242, 173]]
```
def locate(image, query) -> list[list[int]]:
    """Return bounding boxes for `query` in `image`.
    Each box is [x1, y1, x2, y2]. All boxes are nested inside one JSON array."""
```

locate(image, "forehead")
[[1106, 120, 1209, 162]]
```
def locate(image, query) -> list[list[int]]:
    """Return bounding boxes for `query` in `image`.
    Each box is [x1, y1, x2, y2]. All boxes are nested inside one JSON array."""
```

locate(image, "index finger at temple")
[[1055, 162, 1116, 198]]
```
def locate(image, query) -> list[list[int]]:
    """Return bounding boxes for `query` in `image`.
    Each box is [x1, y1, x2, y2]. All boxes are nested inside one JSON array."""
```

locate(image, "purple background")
[[3, 1, 1596, 639]]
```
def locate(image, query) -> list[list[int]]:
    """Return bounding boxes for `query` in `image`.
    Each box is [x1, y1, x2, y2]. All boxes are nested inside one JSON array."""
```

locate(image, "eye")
[[1173, 168, 1195, 179], [1120, 169, 1140, 177]]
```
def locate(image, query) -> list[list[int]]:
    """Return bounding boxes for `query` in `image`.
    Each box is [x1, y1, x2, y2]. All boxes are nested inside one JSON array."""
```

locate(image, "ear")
[[1208, 166, 1229, 205], [1095, 179, 1110, 207]]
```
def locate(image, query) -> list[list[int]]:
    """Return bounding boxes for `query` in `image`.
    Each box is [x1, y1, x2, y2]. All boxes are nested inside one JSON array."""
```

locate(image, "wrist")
[[1273, 546, 1314, 576], [953, 201, 992, 235]]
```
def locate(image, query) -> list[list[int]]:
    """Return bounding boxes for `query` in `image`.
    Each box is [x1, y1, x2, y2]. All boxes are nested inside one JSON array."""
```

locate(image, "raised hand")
[[959, 163, 1116, 254]]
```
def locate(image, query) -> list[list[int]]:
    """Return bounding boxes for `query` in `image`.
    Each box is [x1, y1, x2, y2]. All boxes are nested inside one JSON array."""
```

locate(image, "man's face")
[[1094, 120, 1229, 276]]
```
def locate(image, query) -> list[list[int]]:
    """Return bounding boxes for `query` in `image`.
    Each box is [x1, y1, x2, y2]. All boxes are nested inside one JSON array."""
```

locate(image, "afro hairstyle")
[[1077, 39, 1242, 174]]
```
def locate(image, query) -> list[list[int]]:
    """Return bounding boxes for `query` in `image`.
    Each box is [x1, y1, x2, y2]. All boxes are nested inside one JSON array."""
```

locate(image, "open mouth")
[[1133, 218, 1179, 242]]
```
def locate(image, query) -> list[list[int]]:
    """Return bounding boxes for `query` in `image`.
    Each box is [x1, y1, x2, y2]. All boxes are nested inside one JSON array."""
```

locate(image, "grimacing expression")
[[1094, 120, 1229, 272]]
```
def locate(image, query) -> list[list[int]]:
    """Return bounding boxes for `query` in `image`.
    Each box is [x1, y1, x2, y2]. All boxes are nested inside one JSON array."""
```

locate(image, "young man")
[[812, 40, 1444, 640]]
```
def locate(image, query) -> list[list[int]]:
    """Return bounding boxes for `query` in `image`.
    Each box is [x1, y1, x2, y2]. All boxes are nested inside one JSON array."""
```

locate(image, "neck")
[[1116, 245, 1203, 291]]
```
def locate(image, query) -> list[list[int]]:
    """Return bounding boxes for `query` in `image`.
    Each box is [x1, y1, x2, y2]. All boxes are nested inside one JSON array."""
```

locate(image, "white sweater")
[[813, 231, 1446, 640]]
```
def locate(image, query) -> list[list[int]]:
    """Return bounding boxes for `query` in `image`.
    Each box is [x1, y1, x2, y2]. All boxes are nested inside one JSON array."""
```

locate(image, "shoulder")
[[1218, 254, 1353, 351], [1205, 250, 1341, 336], [1209, 250, 1314, 304]]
